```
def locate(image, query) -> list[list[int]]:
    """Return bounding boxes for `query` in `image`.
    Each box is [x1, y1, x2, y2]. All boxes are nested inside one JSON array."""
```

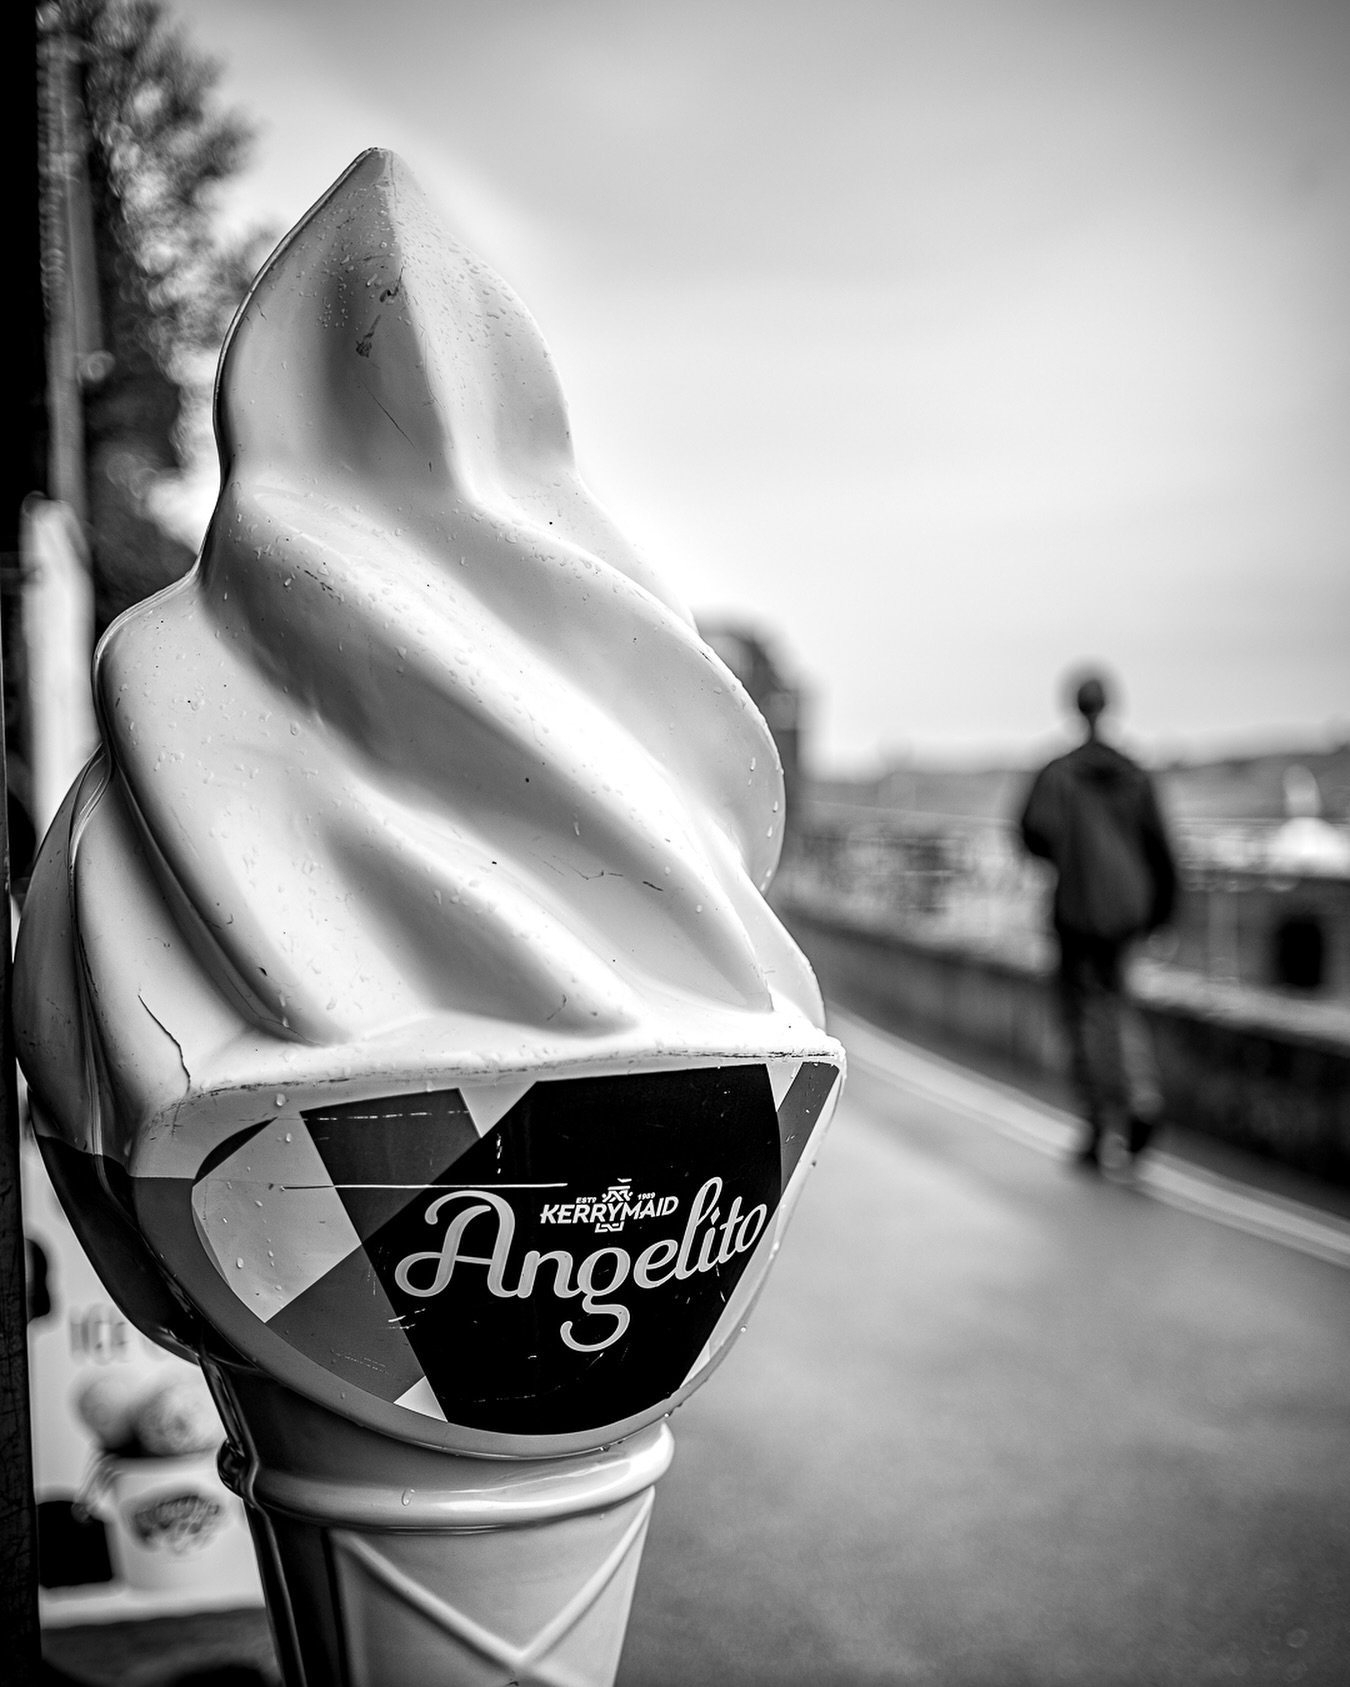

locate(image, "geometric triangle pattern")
[[458, 1079, 534, 1137], [394, 1376, 449, 1421], [190, 1060, 841, 1443], [776, 1059, 841, 1190], [190, 1114, 365, 1324]]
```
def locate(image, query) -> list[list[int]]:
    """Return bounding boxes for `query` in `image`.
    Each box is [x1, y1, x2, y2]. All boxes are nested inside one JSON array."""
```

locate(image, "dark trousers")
[[1055, 929, 1161, 1140]]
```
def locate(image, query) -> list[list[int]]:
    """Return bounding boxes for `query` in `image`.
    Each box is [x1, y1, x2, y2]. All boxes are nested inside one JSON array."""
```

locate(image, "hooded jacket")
[[1019, 740, 1177, 941]]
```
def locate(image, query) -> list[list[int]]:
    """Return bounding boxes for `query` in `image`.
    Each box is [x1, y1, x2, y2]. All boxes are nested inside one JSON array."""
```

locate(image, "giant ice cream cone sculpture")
[[15, 151, 844, 1685]]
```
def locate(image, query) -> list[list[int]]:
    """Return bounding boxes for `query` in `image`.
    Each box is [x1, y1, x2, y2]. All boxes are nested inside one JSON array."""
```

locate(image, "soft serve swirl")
[[17, 151, 833, 1167]]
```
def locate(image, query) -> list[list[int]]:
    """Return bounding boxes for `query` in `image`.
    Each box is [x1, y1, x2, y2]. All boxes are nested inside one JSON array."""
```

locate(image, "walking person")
[[1018, 670, 1178, 1169]]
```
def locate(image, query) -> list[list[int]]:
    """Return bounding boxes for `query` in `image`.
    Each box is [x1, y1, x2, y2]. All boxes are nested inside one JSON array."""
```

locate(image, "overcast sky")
[[159, 0, 1350, 772]]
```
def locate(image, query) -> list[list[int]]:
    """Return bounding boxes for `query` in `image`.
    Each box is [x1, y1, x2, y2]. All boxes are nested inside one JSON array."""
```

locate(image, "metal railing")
[[779, 807, 1350, 1000], [779, 811, 1054, 963]]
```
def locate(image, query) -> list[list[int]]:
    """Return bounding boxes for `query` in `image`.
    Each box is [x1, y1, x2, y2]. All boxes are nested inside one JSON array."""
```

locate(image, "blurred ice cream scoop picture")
[[74, 1367, 222, 1457], [132, 1374, 224, 1457]]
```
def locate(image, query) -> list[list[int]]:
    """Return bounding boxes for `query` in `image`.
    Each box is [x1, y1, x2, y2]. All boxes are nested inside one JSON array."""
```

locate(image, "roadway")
[[618, 1010, 1350, 1687]]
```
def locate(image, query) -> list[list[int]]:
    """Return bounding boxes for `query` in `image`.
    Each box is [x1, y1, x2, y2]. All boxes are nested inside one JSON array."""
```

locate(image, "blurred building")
[[1169, 767, 1350, 1000]]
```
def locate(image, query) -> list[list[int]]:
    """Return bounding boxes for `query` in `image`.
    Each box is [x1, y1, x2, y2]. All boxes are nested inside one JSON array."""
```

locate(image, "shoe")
[[1126, 1114, 1156, 1158]]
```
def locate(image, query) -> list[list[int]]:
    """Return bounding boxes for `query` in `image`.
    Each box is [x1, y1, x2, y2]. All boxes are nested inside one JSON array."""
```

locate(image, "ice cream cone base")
[[205, 1361, 673, 1687]]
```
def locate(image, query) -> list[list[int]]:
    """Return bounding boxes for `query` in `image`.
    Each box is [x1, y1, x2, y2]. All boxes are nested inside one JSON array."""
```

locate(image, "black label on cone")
[[289, 1065, 781, 1435]]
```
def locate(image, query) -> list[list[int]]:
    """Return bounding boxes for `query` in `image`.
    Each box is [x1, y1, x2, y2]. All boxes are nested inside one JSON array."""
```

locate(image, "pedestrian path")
[[831, 1006, 1350, 1272], [626, 1013, 1350, 1685]]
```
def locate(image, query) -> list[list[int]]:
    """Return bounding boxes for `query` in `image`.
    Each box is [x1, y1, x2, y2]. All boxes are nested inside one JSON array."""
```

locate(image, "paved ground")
[[616, 1011, 1350, 1687], [43, 1010, 1350, 1685]]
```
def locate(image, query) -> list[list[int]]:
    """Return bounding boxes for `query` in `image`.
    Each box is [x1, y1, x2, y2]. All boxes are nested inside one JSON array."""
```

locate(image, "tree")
[[57, 0, 265, 630]]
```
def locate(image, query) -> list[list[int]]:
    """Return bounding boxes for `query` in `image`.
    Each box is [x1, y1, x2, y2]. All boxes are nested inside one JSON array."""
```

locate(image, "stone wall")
[[787, 908, 1350, 1186], [1170, 868, 1350, 1000]]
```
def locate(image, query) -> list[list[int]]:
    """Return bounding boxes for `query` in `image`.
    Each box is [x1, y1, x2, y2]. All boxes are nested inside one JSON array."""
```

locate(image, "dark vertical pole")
[[0, 3, 47, 1675], [41, 4, 94, 523], [0, 647, 37, 1681]]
